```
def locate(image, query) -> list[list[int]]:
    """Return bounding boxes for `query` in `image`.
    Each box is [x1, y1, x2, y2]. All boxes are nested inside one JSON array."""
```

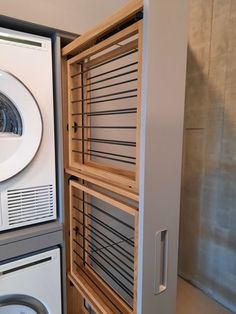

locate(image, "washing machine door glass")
[[0, 304, 37, 314], [0, 92, 23, 135], [0, 70, 43, 182]]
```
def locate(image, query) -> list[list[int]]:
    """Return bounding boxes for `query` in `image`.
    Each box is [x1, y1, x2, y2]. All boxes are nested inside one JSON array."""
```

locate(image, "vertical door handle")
[[154, 230, 168, 295]]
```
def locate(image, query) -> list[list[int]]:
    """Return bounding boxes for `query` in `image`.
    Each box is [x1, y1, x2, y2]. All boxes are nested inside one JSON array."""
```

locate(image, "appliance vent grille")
[[7, 185, 54, 226]]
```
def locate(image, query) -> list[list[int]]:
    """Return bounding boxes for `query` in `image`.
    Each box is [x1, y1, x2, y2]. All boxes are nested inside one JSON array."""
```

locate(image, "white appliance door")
[[0, 70, 42, 182]]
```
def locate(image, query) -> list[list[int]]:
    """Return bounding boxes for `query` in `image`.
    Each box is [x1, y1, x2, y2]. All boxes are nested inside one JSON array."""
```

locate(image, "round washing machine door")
[[0, 294, 49, 314], [0, 305, 38, 314], [0, 70, 43, 182]]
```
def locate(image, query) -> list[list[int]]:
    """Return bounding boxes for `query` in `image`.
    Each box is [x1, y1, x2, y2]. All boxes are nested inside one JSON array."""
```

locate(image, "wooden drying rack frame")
[[67, 22, 140, 191], [63, 0, 143, 198], [62, 1, 143, 313], [69, 180, 139, 314]]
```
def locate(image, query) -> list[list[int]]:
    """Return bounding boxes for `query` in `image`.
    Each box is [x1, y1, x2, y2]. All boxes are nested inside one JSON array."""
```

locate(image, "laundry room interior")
[[0, 0, 235, 314]]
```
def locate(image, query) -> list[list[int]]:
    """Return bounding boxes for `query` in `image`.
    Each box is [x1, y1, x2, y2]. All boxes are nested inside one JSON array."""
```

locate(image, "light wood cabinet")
[[61, 1, 187, 313]]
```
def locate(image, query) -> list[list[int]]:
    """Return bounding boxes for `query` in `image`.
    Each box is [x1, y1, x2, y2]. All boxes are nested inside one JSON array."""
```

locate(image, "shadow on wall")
[[179, 42, 236, 313]]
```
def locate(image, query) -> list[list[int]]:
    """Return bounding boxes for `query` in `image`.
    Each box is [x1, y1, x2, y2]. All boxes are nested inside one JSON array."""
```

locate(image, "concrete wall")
[[0, 0, 128, 34], [179, 0, 236, 312]]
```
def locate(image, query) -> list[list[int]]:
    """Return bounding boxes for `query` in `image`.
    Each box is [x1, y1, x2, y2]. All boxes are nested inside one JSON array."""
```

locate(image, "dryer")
[[0, 28, 56, 231], [0, 248, 62, 314]]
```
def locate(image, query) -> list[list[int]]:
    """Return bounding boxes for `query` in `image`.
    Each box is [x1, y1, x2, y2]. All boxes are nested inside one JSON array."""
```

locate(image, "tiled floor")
[[176, 278, 232, 314]]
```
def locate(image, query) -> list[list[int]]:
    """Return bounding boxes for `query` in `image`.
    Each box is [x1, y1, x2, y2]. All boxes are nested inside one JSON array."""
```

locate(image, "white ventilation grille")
[[7, 185, 54, 226]]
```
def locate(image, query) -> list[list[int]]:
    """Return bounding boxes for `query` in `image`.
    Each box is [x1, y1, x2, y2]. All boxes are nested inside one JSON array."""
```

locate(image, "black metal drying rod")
[[88, 223, 134, 259], [87, 61, 138, 81], [72, 138, 136, 147], [72, 69, 138, 91], [73, 249, 134, 297], [89, 245, 134, 284], [72, 150, 136, 165], [72, 215, 134, 260], [89, 237, 134, 273], [73, 194, 135, 230], [88, 94, 137, 104], [72, 219, 134, 272], [71, 88, 137, 104], [73, 206, 134, 246], [71, 48, 138, 78], [73, 236, 134, 284], [72, 107, 137, 117], [73, 216, 134, 262], [88, 78, 138, 93], [72, 74, 137, 92], [88, 149, 135, 160], [73, 241, 134, 294], [73, 261, 126, 314], [72, 125, 136, 130], [73, 254, 134, 299]]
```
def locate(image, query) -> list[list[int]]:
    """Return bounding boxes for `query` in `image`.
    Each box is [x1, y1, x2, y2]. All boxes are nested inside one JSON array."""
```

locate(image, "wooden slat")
[[66, 168, 139, 202], [62, 0, 143, 57], [68, 272, 115, 314], [67, 62, 73, 167], [83, 62, 90, 163], [64, 174, 71, 271], [61, 58, 69, 169], [85, 267, 133, 314], [66, 277, 84, 314], [68, 62, 83, 167], [70, 180, 138, 216], [68, 21, 139, 65], [69, 162, 136, 192], [86, 38, 138, 69], [86, 160, 135, 180], [69, 183, 74, 276]]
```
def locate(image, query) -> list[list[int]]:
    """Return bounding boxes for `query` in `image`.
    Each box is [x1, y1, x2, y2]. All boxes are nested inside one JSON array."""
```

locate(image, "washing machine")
[[0, 248, 62, 314], [0, 28, 57, 231]]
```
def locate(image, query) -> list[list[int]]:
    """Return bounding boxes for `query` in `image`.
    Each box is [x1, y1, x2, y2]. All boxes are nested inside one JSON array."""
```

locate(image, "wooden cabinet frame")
[[62, 1, 143, 313], [63, 1, 143, 197], [69, 180, 138, 313]]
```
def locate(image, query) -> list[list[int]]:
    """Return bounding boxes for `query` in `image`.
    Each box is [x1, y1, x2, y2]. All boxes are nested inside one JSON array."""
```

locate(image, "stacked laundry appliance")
[[0, 26, 63, 313]]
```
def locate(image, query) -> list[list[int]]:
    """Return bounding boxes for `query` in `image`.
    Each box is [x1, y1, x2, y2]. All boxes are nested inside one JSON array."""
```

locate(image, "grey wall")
[[0, 0, 128, 33], [179, 0, 236, 312]]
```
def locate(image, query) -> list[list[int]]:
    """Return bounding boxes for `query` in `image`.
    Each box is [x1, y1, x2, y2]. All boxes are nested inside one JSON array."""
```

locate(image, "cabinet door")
[[62, 1, 187, 313], [137, 0, 187, 313]]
